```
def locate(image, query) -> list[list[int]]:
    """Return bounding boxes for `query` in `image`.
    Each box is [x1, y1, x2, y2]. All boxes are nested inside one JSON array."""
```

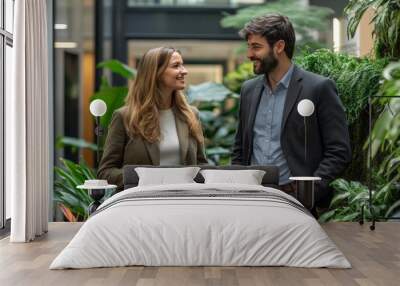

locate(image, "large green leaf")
[[80, 159, 97, 179], [330, 179, 350, 193], [340, 212, 360, 222], [330, 192, 351, 209], [56, 136, 98, 151], [61, 158, 87, 182], [382, 62, 400, 80], [349, 191, 369, 204], [187, 82, 234, 103], [55, 167, 81, 189], [97, 60, 136, 79], [318, 209, 337, 223]]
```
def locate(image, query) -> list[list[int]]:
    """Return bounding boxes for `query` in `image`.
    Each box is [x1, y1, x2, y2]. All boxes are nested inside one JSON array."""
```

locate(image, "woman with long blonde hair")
[[98, 47, 207, 190]]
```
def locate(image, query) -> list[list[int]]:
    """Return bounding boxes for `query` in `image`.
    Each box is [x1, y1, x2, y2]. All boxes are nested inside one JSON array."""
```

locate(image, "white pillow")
[[200, 169, 266, 185], [135, 167, 201, 186]]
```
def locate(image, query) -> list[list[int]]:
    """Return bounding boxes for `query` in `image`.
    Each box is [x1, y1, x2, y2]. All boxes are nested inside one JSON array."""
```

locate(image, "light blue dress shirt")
[[251, 65, 294, 185]]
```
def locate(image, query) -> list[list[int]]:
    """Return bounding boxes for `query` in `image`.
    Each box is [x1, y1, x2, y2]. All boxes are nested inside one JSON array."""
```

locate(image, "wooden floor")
[[0, 222, 399, 286]]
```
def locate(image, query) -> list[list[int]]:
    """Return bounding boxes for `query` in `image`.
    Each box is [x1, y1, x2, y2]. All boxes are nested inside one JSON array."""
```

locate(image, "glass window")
[[1, 0, 14, 229], [5, 43, 12, 220], [5, 0, 14, 33], [0, 37, 3, 229], [0, 0, 3, 29]]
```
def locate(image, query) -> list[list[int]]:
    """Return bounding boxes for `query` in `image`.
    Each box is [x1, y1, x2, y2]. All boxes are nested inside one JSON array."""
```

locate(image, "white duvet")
[[50, 183, 351, 269]]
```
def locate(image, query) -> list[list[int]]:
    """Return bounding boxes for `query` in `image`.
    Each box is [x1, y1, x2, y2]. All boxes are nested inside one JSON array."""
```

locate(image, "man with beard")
[[231, 14, 351, 213]]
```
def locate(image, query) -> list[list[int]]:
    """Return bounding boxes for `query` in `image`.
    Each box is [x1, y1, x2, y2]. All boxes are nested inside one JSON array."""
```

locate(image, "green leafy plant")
[[295, 49, 387, 124], [367, 61, 400, 204], [319, 179, 368, 222], [319, 178, 400, 222], [54, 158, 115, 222], [188, 82, 239, 165], [53, 60, 135, 221], [345, 0, 400, 60], [221, 0, 334, 52], [224, 62, 255, 94], [324, 61, 400, 222], [54, 158, 96, 221]]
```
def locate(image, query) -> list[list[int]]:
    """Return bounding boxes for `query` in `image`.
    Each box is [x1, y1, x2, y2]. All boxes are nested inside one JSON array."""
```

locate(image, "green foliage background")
[[345, 0, 400, 60], [221, 0, 333, 51], [54, 0, 400, 222]]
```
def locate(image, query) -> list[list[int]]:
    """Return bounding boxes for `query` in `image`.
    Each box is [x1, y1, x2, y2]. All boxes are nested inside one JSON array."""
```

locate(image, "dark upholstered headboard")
[[123, 165, 279, 190]]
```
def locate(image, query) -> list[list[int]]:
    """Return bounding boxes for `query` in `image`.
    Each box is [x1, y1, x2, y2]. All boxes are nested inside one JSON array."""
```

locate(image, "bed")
[[50, 165, 350, 269]]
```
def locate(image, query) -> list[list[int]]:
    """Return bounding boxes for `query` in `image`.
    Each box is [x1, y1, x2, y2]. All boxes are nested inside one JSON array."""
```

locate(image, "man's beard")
[[253, 50, 278, 75]]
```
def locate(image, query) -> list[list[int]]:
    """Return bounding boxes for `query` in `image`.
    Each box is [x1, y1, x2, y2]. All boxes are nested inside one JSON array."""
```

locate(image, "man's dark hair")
[[239, 14, 296, 59]]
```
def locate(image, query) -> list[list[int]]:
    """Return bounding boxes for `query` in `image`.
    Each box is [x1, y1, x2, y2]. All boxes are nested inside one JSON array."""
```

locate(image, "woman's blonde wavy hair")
[[124, 47, 203, 144]]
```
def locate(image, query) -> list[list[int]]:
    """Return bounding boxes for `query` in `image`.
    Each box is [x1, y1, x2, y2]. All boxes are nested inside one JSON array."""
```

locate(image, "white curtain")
[[8, 0, 49, 242]]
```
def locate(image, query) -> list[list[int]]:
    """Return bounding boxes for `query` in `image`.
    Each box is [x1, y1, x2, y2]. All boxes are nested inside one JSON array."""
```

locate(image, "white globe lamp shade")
[[90, 99, 107, 117], [297, 99, 314, 117]]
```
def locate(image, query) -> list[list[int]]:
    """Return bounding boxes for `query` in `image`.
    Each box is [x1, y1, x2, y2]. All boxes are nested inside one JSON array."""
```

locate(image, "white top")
[[83, 179, 108, 187], [77, 179, 116, 190], [159, 109, 181, 165], [289, 176, 321, 181]]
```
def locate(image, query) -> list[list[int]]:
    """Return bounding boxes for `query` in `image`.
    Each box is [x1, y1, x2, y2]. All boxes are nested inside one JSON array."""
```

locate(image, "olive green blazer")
[[97, 106, 208, 190]]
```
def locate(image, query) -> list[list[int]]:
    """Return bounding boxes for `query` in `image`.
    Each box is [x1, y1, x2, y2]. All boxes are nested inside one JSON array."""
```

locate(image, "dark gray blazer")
[[232, 65, 351, 205]]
